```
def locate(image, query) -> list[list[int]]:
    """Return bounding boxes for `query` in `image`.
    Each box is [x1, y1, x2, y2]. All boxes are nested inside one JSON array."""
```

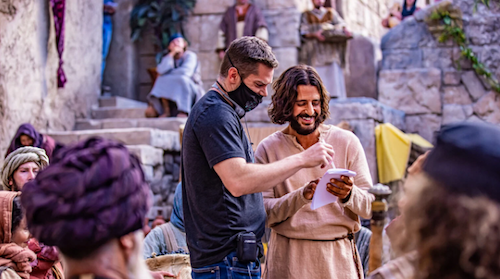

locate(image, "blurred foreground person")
[[21, 138, 173, 279], [0, 192, 36, 279], [369, 122, 500, 279]]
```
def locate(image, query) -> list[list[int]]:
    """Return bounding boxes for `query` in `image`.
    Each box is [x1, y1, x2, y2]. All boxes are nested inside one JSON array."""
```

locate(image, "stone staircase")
[[48, 96, 186, 221]]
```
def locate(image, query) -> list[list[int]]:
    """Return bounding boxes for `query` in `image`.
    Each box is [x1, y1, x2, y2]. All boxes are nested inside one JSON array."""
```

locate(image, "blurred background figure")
[[217, 0, 268, 60], [145, 34, 204, 118], [5, 124, 56, 161]]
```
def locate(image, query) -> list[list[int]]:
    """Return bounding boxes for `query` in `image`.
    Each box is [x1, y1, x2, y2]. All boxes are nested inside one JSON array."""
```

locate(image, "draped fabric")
[[0, 192, 36, 279], [49, 0, 67, 88]]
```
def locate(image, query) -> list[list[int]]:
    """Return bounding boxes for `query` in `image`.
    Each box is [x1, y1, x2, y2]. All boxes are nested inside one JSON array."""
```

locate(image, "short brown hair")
[[219, 36, 278, 79], [269, 65, 330, 125]]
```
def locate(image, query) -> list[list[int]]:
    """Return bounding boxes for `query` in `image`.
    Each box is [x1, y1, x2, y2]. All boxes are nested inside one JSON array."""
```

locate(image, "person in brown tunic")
[[217, 0, 268, 60], [255, 65, 374, 279]]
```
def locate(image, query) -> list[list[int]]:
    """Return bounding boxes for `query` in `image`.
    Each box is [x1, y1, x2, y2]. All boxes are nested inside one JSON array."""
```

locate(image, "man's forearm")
[[215, 155, 306, 197]]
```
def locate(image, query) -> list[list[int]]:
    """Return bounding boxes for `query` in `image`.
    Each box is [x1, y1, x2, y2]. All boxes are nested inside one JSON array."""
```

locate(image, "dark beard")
[[290, 113, 320, 136], [11, 180, 20, 191]]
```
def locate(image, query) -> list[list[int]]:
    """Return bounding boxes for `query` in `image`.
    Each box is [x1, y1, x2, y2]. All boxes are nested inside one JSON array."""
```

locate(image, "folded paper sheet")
[[311, 168, 356, 210]]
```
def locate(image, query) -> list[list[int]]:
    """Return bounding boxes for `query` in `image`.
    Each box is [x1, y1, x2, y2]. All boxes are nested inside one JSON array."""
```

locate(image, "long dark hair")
[[402, 0, 417, 18], [269, 65, 330, 125]]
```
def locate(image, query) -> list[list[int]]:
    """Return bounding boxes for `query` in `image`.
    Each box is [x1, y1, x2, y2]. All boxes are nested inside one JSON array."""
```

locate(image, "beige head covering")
[[1, 147, 49, 191]]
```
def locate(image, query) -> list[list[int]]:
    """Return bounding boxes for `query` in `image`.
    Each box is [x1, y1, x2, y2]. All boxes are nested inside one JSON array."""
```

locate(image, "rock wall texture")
[[128, 0, 395, 101], [0, 0, 101, 160], [378, 0, 500, 143]]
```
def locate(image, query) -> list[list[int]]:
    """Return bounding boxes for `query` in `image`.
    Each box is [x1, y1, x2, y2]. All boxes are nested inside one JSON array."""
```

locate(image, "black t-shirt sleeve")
[[193, 106, 247, 168]]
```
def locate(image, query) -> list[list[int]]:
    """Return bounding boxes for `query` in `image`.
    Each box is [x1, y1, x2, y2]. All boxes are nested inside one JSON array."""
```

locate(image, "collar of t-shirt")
[[211, 82, 246, 118]]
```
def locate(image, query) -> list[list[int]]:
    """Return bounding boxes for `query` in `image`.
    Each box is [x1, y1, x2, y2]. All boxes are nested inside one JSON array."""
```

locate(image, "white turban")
[[1, 147, 49, 190]]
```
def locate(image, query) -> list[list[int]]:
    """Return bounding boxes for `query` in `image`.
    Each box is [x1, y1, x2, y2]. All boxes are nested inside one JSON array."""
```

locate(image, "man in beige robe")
[[255, 65, 374, 279]]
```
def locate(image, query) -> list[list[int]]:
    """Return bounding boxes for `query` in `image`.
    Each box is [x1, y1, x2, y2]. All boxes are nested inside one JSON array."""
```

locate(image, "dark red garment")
[[5, 123, 56, 160], [28, 239, 62, 279], [50, 0, 67, 87], [219, 4, 267, 50]]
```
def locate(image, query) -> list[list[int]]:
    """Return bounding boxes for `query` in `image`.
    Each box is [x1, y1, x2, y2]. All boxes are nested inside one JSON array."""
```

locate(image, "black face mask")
[[228, 79, 263, 112], [224, 54, 263, 112]]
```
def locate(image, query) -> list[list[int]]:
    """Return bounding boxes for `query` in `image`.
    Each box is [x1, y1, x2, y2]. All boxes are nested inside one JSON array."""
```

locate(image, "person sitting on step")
[[145, 34, 204, 118]]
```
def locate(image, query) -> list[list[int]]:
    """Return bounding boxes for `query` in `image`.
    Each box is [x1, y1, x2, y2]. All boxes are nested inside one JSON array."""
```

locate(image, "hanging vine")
[[425, 2, 500, 93]]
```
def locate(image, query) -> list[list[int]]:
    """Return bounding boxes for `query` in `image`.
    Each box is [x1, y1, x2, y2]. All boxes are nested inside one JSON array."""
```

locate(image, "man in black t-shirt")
[[182, 36, 335, 279]]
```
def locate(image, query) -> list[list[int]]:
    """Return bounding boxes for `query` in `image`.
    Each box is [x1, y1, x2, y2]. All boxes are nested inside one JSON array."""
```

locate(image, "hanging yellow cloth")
[[375, 123, 412, 184]]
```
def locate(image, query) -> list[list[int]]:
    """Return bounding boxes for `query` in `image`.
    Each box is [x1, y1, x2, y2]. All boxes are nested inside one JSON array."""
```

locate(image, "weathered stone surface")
[[272, 47, 298, 78], [198, 51, 220, 82], [405, 114, 442, 143], [91, 107, 146, 119], [99, 96, 148, 108], [184, 16, 201, 52], [474, 45, 500, 78], [422, 47, 454, 69], [467, 16, 500, 45], [381, 18, 429, 50], [192, 0, 233, 15], [153, 165, 165, 182], [48, 128, 181, 151], [150, 175, 173, 195], [473, 91, 500, 124], [126, 145, 164, 166], [329, 98, 383, 122], [347, 119, 378, 183], [0, 0, 101, 161], [142, 165, 154, 182], [443, 69, 462, 85], [264, 8, 301, 48], [328, 98, 406, 130], [379, 68, 442, 114], [381, 49, 423, 70], [199, 15, 223, 52], [442, 86, 473, 105], [454, 0, 500, 17], [452, 47, 473, 70], [74, 117, 186, 131], [138, 55, 156, 84], [345, 36, 377, 99], [461, 71, 487, 101], [102, 0, 138, 100], [442, 104, 473, 125]]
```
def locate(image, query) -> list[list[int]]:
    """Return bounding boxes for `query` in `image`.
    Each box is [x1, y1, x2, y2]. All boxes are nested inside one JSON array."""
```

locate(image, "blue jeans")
[[101, 16, 113, 78], [191, 252, 261, 279]]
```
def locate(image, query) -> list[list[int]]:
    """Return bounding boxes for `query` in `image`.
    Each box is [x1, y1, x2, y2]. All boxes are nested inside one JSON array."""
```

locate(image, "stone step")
[[126, 145, 164, 166], [99, 96, 148, 108], [75, 117, 186, 131], [48, 128, 180, 151], [91, 107, 146, 119]]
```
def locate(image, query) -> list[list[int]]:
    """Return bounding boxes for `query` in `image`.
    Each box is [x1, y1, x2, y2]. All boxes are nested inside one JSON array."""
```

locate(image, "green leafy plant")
[[428, 6, 500, 93], [130, 0, 197, 62]]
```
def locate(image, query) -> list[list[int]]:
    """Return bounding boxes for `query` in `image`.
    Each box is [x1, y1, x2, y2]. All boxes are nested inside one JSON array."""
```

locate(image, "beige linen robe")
[[255, 125, 374, 279]]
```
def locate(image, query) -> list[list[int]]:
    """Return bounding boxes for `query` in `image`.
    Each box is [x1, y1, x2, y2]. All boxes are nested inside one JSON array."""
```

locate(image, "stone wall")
[[378, 0, 500, 143], [127, 0, 396, 102], [0, 0, 101, 160]]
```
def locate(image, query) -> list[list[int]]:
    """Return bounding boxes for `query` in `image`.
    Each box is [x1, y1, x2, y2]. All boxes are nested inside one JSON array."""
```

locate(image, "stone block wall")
[[0, 0, 101, 162], [130, 0, 398, 101], [378, 0, 500, 143]]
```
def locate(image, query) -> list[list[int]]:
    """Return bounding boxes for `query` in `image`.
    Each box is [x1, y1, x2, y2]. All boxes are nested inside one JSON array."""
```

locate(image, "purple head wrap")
[[21, 137, 151, 258], [6, 124, 44, 157]]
